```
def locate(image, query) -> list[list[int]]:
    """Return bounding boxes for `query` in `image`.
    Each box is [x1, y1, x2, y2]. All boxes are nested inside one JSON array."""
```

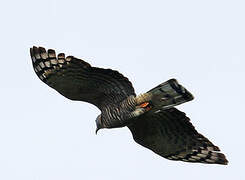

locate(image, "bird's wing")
[[30, 46, 135, 109], [128, 108, 228, 165]]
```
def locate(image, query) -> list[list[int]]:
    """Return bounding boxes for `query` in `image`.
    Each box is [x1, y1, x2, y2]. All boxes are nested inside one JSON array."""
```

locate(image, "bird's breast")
[[101, 105, 135, 129]]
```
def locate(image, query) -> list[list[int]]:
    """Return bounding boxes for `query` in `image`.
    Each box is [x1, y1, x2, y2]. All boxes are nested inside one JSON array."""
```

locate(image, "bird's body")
[[96, 95, 136, 129], [30, 46, 228, 165]]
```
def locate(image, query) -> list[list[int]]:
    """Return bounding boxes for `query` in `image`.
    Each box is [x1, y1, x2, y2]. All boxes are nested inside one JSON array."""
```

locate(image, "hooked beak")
[[95, 127, 99, 135]]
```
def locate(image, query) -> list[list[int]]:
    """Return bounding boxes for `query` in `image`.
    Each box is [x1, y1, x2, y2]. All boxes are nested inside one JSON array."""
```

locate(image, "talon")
[[139, 102, 149, 108]]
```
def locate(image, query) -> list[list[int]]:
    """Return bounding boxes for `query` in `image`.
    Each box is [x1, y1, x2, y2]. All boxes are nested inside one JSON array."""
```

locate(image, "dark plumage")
[[30, 46, 228, 165]]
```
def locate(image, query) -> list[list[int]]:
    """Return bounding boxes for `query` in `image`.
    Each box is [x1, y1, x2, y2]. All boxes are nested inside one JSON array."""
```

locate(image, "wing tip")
[[166, 146, 229, 165], [30, 46, 47, 62], [217, 153, 229, 165], [30, 46, 55, 82]]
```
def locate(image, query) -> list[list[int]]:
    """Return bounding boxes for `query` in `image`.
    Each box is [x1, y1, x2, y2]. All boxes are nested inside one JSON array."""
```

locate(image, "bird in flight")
[[30, 46, 228, 165]]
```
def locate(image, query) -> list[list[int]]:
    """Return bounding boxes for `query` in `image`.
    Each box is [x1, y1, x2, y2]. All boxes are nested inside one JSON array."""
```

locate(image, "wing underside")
[[30, 46, 136, 109], [128, 108, 228, 165]]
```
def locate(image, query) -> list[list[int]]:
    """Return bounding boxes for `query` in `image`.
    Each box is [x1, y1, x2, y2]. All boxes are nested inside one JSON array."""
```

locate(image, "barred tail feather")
[[147, 79, 194, 110]]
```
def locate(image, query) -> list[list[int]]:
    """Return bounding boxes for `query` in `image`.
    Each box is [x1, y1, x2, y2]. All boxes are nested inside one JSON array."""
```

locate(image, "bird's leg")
[[129, 98, 153, 119], [135, 93, 153, 112], [121, 94, 153, 119], [129, 107, 147, 118], [139, 102, 149, 108]]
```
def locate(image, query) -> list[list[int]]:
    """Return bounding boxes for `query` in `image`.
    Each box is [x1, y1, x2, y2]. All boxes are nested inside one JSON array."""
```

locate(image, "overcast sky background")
[[0, 0, 244, 179]]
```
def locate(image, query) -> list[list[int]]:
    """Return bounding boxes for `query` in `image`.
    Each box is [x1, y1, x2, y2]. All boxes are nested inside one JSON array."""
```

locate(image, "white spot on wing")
[[210, 156, 218, 160], [50, 59, 58, 65], [171, 156, 179, 160], [31, 57, 36, 63], [58, 59, 65, 64], [207, 147, 214, 151], [205, 159, 215, 163], [44, 61, 51, 67], [40, 52, 48, 59], [39, 62, 45, 69], [191, 156, 201, 160], [201, 150, 209, 155], [197, 153, 207, 158], [36, 65, 42, 72], [42, 73, 47, 78], [39, 75, 44, 80], [66, 57, 72, 61]]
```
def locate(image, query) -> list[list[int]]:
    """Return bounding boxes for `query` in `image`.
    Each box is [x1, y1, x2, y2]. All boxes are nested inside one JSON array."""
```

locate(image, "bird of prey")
[[30, 46, 228, 165]]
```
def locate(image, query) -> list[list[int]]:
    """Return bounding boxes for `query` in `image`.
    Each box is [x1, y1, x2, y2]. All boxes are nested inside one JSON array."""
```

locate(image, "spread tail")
[[147, 79, 194, 110]]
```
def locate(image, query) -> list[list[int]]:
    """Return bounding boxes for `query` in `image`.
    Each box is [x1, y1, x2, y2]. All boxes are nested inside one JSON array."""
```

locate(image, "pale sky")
[[0, 0, 244, 179]]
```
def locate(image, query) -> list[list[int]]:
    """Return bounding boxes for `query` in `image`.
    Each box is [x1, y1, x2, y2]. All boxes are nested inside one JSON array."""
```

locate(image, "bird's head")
[[95, 114, 104, 134]]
